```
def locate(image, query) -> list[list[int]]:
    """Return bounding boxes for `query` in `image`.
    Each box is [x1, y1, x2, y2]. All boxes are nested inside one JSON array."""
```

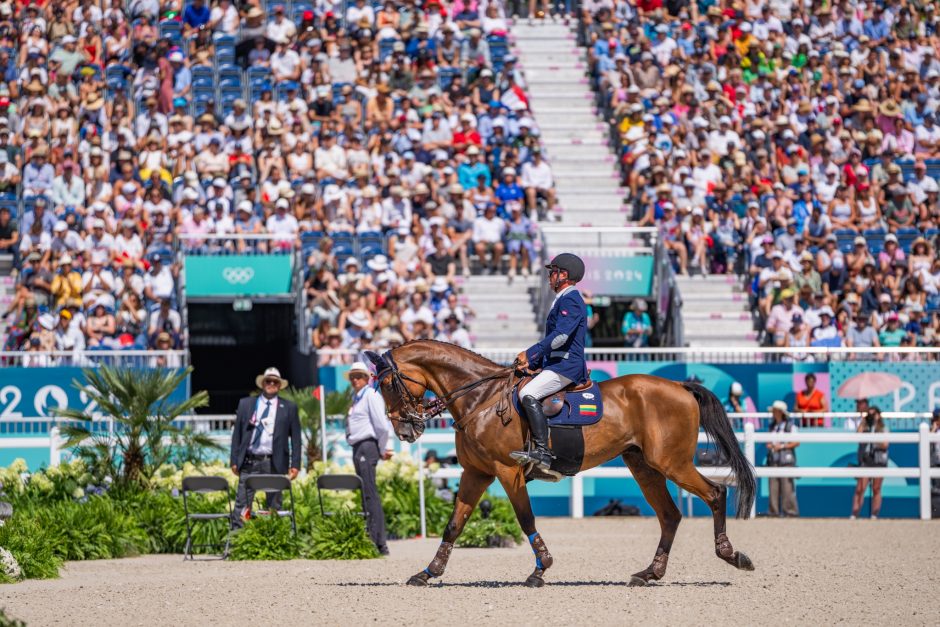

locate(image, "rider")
[[511, 253, 588, 470]]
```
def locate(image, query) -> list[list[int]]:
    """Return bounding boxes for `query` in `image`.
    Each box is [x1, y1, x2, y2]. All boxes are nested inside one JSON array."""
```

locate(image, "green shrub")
[[380, 476, 450, 539], [165, 494, 230, 555], [0, 607, 26, 626], [27, 497, 149, 561], [454, 494, 522, 548], [229, 515, 298, 561], [302, 511, 379, 560], [0, 514, 63, 581]]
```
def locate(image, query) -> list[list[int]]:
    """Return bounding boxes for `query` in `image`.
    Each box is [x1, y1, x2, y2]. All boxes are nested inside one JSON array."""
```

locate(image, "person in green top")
[[878, 313, 908, 347], [622, 299, 652, 348], [49, 35, 84, 77]]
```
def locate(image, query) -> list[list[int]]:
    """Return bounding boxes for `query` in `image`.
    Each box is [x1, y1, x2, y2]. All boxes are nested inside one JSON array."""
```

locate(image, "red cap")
[[303, 10, 313, 20]]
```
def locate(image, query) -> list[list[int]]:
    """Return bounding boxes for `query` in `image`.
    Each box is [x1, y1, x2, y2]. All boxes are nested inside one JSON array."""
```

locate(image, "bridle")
[[369, 350, 515, 432]]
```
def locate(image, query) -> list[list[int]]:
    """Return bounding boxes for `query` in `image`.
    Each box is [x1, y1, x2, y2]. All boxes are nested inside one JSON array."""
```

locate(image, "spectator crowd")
[[0, 0, 560, 362], [585, 0, 940, 353]]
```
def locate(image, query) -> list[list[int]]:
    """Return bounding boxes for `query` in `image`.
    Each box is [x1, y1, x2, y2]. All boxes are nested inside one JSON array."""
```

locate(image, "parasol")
[[836, 372, 904, 400]]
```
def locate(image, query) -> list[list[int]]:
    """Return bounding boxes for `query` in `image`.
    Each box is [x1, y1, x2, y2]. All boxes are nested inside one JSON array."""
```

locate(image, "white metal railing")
[[0, 350, 189, 368], [7, 417, 939, 521], [312, 346, 940, 363], [412, 423, 940, 532], [177, 232, 296, 254], [727, 412, 935, 432]]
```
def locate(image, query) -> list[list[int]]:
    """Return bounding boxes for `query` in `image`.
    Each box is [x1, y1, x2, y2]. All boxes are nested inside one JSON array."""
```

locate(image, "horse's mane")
[[396, 338, 506, 370]]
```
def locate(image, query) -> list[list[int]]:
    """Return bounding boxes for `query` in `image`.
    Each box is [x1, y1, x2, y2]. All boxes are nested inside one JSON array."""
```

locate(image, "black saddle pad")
[[548, 425, 584, 476]]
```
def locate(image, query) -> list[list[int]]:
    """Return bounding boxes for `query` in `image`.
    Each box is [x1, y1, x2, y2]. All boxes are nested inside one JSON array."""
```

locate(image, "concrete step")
[[527, 89, 594, 101], [555, 176, 629, 191], [472, 320, 540, 333], [538, 121, 608, 133], [552, 169, 620, 180], [680, 291, 748, 303], [461, 274, 540, 286], [684, 338, 761, 348], [682, 311, 752, 321], [540, 137, 608, 149], [675, 275, 747, 287], [469, 312, 539, 323], [461, 296, 534, 308]]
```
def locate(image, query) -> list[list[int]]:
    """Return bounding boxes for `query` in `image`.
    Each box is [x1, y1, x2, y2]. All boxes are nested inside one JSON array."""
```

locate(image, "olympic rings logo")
[[222, 267, 255, 284]]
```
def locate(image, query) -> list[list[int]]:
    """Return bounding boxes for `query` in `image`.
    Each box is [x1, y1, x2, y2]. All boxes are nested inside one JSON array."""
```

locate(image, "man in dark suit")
[[230, 367, 301, 528]]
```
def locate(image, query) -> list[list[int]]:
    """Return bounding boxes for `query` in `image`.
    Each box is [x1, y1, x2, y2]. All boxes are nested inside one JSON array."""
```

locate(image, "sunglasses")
[[263, 378, 280, 385], [349, 373, 369, 380]]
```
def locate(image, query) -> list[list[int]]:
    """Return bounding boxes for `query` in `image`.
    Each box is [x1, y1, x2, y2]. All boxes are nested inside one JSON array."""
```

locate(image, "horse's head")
[[365, 349, 429, 443]]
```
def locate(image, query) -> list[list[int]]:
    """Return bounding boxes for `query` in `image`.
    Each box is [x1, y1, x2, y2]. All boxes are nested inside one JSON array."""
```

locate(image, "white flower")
[[0, 547, 21, 580]]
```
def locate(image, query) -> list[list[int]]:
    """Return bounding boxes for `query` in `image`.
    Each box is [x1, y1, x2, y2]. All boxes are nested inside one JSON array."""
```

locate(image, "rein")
[[377, 350, 516, 431]]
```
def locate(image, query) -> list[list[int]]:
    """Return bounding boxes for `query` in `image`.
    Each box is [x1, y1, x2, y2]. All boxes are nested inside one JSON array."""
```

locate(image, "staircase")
[[458, 274, 541, 349], [513, 21, 626, 253], [675, 275, 757, 347], [458, 23, 634, 350]]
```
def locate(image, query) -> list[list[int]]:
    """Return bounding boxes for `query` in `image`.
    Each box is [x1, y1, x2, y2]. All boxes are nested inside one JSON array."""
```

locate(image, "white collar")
[[552, 285, 577, 307]]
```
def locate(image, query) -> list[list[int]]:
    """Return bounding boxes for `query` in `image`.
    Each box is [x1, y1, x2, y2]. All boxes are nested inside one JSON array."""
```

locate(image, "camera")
[[865, 413, 876, 428]]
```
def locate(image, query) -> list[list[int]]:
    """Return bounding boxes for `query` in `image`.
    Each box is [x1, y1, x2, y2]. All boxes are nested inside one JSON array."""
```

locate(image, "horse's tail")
[[682, 382, 756, 519]]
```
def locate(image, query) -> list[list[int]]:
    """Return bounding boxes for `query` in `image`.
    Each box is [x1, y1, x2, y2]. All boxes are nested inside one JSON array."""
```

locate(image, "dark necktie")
[[251, 400, 271, 450]]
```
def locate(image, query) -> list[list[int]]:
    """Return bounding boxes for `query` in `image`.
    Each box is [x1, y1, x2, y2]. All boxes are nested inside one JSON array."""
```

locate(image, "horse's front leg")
[[497, 466, 553, 588], [407, 468, 494, 586]]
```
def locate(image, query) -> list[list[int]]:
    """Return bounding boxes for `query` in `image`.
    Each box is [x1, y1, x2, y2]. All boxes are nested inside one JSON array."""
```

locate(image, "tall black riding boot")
[[510, 396, 555, 471]]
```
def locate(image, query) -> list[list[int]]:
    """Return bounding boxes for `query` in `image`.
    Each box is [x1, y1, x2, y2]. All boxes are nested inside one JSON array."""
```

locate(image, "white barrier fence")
[[5, 418, 939, 523], [414, 423, 940, 533]]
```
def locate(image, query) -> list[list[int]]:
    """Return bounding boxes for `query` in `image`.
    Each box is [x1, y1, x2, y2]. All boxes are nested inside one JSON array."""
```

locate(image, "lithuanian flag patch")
[[579, 404, 597, 416]]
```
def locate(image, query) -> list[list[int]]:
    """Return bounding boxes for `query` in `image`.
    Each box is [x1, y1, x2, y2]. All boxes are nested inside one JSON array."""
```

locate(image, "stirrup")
[[510, 447, 554, 471]]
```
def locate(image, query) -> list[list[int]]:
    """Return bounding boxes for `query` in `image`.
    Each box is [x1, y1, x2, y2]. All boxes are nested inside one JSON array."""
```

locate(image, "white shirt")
[[249, 396, 279, 455], [521, 160, 553, 190], [472, 215, 505, 243], [345, 386, 391, 450]]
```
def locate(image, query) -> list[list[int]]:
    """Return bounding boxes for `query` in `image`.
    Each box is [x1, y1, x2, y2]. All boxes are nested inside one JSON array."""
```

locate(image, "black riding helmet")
[[545, 253, 585, 282]]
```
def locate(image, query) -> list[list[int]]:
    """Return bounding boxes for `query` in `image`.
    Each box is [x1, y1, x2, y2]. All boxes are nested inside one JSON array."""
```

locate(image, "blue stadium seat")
[[192, 65, 215, 88], [248, 66, 271, 88], [159, 20, 182, 44], [193, 86, 215, 103], [358, 232, 385, 261], [106, 64, 130, 92], [0, 198, 17, 219], [488, 35, 508, 71], [378, 38, 397, 61], [219, 84, 243, 102], [332, 233, 355, 258], [292, 3, 313, 23], [213, 34, 236, 47], [835, 229, 856, 254], [438, 67, 461, 90]]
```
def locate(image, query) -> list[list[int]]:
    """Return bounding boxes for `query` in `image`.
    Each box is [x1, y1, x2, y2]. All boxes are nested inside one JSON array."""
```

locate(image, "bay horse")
[[365, 340, 756, 587]]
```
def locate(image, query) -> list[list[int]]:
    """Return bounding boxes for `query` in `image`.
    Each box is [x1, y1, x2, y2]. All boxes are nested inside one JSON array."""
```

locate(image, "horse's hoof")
[[735, 551, 755, 571], [524, 574, 545, 588], [407, 572, 430, 586], [629, 575, 648, 587]]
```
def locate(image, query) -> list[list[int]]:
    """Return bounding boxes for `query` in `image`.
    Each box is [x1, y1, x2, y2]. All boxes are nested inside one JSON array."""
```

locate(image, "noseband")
[[374, 350, 514, 431]]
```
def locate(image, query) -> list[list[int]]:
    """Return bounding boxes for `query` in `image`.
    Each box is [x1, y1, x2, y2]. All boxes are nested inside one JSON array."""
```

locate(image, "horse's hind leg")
[[622, 448, 681, 586], [407, 468, 494, 586], [668, 462, 755, 571]]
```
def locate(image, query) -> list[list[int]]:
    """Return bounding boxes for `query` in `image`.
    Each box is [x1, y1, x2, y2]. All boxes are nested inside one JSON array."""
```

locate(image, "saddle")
[[517, 370, 594, 418]]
